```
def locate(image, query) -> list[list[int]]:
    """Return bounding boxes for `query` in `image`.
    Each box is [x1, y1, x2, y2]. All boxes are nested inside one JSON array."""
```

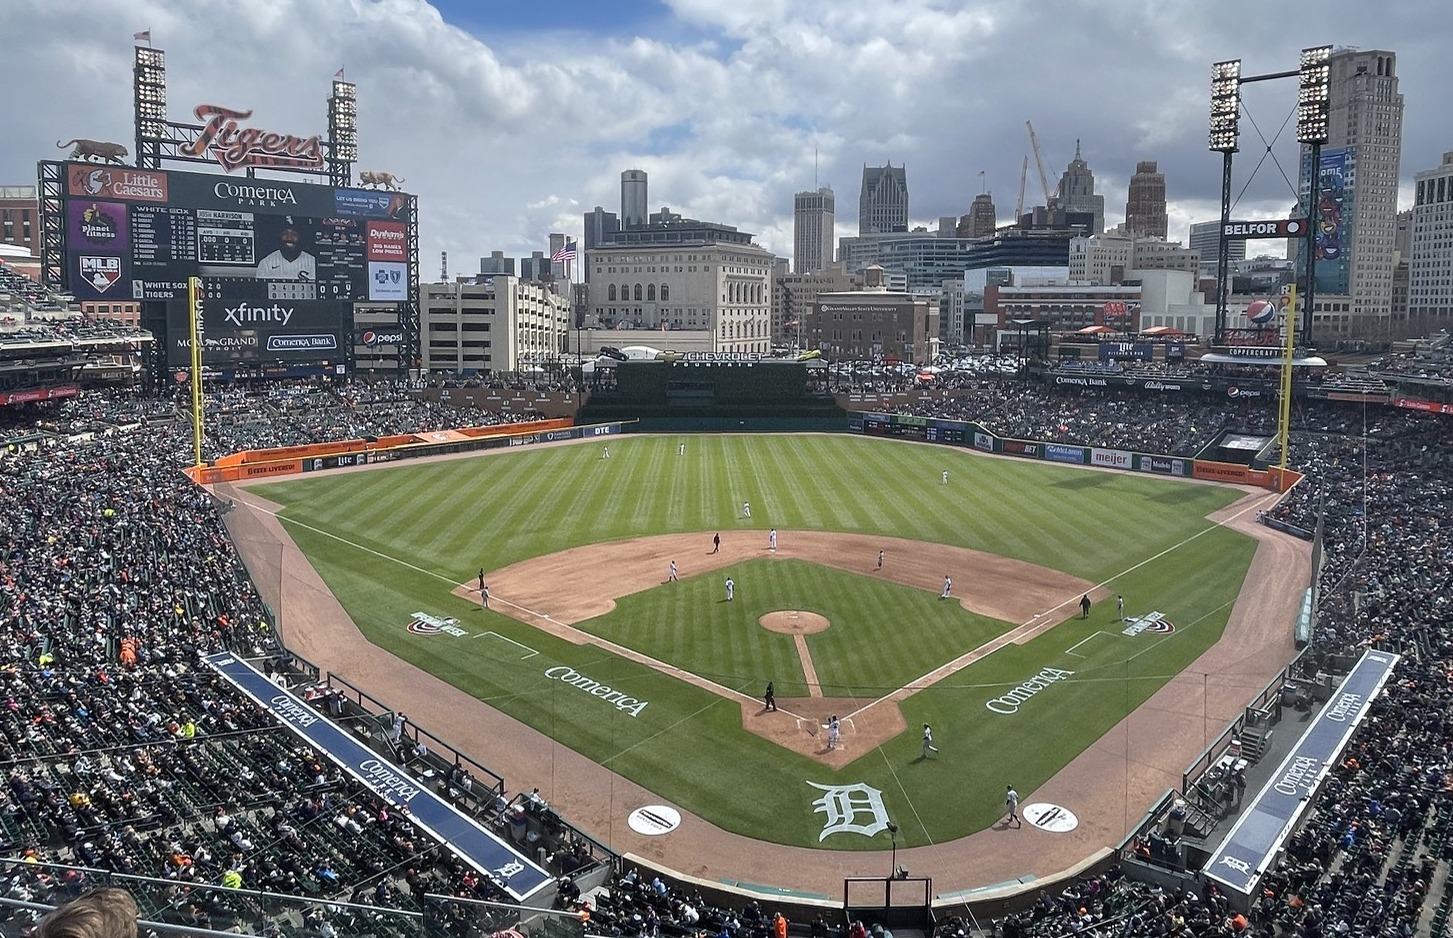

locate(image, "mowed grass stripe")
[[260, 434, 1264, 848]]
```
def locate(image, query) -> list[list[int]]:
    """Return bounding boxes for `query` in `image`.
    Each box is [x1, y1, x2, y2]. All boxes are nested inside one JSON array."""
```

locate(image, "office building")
[[773, 262, 862, 347], [806, 277, 939, 363], [1124, 161, 1168, 239], [859, 163, 909, 235], [621, 169, 648, 228], [585, 238, 774, 355], [0, 186, 39, 257], [1408, 150, 1453, 328], [479, 252, 516, 276], [421, 278, 572, 374], [1056, 141, 1104, 234], [958, 193, 997, 239], [1189, 221, 1245, 272], [793, 187, 836, 274], [1298, 48, 1404, 337]]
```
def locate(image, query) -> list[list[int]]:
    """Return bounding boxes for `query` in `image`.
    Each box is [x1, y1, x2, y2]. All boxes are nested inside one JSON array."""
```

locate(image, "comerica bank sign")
[[543, 666, 649, 717]]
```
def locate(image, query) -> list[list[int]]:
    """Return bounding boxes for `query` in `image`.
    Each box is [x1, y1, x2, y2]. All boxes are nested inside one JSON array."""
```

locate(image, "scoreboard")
[[60, 162, 411, 305]]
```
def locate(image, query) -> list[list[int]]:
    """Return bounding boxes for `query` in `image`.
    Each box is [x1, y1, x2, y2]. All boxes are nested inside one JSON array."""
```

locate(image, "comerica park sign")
[[1223, 219, 1308, 240]]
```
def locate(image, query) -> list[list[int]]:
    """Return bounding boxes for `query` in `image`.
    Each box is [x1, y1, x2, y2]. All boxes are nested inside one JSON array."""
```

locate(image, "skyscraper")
[[621, 169, 648, 229], [1124, 161, 1167, 239], [1299, 48, 1403, 336], [793, 187, 835, 274], [859, 163, 909, 235], [1189, 221, 1244, 271], [958, 193, 997, 239], [1056, 141, 1104, 234], [1408, 150, 1453, 327]]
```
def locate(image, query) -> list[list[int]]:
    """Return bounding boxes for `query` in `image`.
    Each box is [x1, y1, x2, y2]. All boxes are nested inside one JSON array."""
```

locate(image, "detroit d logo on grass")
[[807, 782, 890, 842]]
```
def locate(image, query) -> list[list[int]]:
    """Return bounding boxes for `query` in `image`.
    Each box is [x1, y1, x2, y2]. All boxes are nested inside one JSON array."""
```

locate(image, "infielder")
[[768, 529, 777, 552], [940, 575, 952, 599], [877, 549, 885, 571], [668, 560, 678, 582], [479, 584, 491, 609], [1005, 785, 1021, 828], [921, 723, 938, 757]]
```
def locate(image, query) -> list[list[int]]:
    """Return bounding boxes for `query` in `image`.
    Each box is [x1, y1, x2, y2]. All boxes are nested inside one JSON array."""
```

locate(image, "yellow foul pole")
[[1276, 286, 1297, 491], [188, 276, 205, 470]]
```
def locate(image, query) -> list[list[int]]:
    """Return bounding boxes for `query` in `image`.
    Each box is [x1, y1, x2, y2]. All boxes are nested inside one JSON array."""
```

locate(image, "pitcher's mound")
[[759, 610, 831, 634]]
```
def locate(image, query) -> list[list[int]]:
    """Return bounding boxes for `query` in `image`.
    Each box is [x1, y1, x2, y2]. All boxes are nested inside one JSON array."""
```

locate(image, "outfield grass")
[[255, 434, 1258, 849]]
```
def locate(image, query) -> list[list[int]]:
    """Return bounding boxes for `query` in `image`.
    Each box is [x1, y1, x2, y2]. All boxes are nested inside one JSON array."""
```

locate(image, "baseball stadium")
[[1, 30, 1450, 938]]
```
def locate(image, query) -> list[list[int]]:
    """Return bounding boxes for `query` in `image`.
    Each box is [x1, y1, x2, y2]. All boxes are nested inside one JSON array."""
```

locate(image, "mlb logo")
[[80, 256, 122, 294]]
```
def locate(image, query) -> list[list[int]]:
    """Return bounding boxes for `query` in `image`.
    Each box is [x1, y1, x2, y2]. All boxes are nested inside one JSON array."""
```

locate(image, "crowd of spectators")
[[1, 376, 1451, 938]]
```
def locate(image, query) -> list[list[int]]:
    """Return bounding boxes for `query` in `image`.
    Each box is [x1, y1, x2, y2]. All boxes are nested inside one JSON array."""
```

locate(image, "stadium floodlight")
[[1208, 59, 1242, 152], [329, 80, 358, 162], [1296, 45, 1332, 145], [134, 47, 167, 138]]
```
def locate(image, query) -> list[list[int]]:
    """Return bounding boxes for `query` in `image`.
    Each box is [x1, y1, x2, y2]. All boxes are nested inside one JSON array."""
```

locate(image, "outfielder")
[[725, 577, 735, 602], [921, 723, 938, 757]]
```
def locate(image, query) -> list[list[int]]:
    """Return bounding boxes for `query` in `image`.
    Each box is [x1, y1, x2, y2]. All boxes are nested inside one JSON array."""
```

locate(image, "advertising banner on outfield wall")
[[1136, 454, 1190, 477], [1091, 448, 1134, 469], [973, 431, 994, 452], [1193, 460, 1251, 483], [1043, 444, 1087, 464]]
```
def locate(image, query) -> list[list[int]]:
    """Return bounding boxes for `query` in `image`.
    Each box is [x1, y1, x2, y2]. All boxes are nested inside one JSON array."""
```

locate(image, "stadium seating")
[[0, 375, 1449, 938]]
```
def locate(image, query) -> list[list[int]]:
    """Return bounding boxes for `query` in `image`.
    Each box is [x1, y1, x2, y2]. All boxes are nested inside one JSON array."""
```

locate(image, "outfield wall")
[[186, 419, 625, 484], [849, 411, 1302, 493]]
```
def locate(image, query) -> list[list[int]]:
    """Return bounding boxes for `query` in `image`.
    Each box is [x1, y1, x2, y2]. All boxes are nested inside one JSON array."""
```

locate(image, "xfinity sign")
[[1223, 218, 1309, 240], [223, 302, 294, 327]]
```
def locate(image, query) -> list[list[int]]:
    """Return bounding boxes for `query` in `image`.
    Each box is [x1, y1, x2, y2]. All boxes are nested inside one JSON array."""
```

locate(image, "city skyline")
[[0, 0, 1445, 272]]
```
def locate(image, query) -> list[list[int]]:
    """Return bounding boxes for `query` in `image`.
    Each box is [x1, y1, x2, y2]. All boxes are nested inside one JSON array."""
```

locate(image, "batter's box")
[[1065, 631, 1110, 659], [473, 631, 539, 659]]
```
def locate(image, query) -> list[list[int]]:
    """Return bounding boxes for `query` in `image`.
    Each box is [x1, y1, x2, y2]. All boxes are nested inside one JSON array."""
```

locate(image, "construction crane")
[[1025, 120, 1056, 211], [1014, 155, 1029, 223]]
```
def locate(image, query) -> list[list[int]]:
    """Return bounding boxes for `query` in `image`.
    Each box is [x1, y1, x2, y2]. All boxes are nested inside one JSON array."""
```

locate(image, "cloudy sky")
[[1, 0, 1444, 274]]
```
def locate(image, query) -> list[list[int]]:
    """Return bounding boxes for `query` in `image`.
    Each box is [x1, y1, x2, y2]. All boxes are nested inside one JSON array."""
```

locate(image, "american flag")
[[551, 240, 577, 263]]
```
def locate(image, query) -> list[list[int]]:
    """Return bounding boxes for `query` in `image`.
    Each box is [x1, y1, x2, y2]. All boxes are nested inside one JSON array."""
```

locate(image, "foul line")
[[231, 494, 798, 718], [473, 631, 539, 659], [841, 488, 1282, 723], [1065, 631, 1110, 658]]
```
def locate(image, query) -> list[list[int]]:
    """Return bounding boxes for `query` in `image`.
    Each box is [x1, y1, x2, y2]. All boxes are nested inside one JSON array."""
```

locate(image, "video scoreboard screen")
[[61, 162, 411, 304]]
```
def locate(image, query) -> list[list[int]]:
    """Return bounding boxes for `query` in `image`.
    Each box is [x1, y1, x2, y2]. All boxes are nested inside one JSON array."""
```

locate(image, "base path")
[[454, 530, 1098, 765], [221, 447, 1307, 899]]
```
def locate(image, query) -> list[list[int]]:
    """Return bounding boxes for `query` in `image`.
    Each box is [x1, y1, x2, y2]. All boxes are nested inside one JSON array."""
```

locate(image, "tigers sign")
[[182, 104, 325, 173]]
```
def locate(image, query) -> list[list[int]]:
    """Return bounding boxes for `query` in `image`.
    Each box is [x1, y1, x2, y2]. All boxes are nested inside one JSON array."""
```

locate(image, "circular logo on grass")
[[1023, 803, 1079, 833], [628, 805, 681, 836]]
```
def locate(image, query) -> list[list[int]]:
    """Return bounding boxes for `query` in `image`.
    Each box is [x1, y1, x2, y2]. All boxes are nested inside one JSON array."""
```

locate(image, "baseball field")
[[251, 433, 1258, 851]]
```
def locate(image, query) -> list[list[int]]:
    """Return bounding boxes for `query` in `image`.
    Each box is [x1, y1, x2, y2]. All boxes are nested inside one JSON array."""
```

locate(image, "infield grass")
[[255, 433, 1260, 849]]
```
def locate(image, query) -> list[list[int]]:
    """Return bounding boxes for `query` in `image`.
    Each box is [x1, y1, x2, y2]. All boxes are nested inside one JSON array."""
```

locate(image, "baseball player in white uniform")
[[742, 501, 751, 518], [921, 723, 939, 757], [668, 560, 678, 582], [725, 577, 735, 601], [255, 223, 317, 280], [941, 575, 952, 598], [768, 529, 777, 552]]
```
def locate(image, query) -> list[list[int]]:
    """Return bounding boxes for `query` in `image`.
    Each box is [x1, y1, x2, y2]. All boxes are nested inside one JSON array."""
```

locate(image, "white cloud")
[[0, 0, 1444, 273]]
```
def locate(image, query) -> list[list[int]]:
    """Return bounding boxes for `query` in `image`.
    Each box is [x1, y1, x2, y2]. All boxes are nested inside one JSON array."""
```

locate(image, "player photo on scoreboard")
[[253, 215, 318, 281]]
